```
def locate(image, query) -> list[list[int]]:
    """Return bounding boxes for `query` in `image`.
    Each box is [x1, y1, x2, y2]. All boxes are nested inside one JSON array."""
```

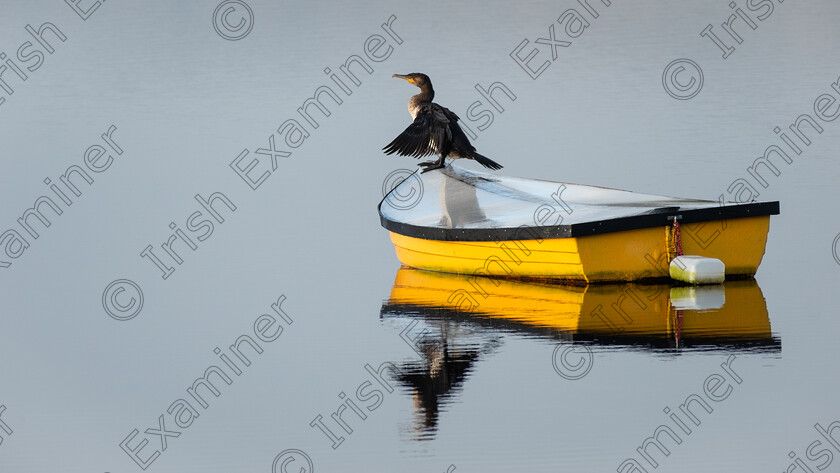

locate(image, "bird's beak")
[[392, 74, 413, 84]]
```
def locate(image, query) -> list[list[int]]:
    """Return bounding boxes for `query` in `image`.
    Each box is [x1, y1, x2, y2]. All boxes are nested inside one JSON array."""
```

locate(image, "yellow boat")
[[383, 266, 778, 350], [379, 166, 780, 283]]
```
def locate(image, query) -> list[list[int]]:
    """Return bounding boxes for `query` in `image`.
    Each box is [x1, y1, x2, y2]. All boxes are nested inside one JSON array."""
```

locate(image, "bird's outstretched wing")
[[383, 106, 452, 158]]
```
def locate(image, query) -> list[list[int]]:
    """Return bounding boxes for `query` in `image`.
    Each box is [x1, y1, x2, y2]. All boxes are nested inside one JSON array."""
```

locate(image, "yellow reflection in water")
[[386, 266, 772, 342]]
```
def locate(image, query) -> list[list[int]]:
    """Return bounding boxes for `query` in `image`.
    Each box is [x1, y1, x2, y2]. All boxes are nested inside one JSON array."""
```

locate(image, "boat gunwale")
[[379, 200, 780, 242]]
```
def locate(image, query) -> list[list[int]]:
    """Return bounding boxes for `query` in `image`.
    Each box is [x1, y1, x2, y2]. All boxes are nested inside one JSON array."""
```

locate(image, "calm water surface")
[[0, 1, 838, 472]]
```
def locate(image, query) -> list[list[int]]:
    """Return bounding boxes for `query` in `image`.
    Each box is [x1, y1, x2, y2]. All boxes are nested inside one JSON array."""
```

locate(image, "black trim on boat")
[[379, 201, 780, 242]]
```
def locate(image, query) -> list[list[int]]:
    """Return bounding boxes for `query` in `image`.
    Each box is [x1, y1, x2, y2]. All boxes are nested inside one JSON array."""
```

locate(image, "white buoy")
[[669, 285, 725, 310], [669, 255, 725, 285]]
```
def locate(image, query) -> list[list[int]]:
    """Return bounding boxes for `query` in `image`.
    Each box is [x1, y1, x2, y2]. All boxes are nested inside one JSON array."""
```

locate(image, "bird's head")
[[392, 73, 432, 89]]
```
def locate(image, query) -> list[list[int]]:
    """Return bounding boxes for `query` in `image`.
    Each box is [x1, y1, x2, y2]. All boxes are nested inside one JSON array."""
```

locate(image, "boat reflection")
[[380, 267, 779, 439]]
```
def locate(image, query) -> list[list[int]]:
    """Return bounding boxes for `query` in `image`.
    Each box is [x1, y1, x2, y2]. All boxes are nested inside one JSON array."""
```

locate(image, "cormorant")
[[383, 73, 503, 173]]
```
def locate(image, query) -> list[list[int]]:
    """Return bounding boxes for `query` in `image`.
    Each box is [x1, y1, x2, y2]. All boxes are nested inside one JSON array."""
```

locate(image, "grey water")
[[0, 1, 838, 472]]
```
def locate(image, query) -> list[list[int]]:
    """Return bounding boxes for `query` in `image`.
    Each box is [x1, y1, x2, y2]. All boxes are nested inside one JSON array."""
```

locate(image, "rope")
[[666, 216, 684, 263], [673, 217, 683, 257], [666, 297, 684, 349], [674, 308, 683, 347]]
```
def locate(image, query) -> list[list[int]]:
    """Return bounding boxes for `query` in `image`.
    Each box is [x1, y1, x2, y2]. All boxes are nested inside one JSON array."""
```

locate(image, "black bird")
[[383, 73, 503, 173]]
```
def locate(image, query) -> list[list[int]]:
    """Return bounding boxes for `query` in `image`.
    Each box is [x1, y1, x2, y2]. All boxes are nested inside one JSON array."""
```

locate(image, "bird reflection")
[[391, 314, 501, 440], [397, 341, 478, 439]]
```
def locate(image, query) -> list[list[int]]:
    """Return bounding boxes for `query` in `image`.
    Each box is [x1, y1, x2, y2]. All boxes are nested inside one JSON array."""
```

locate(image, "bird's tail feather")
[[470, 152, 503, 170]]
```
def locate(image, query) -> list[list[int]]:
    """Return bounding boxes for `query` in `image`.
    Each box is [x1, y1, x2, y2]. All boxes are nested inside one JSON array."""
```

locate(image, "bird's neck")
[[414, 85, 434, 103], [408, 85, 434, 119]]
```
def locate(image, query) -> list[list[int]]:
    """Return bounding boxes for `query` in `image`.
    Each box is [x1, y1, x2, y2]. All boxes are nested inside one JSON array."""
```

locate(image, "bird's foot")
[[419, 158, 446, 173], [419, 163, 445, 173]]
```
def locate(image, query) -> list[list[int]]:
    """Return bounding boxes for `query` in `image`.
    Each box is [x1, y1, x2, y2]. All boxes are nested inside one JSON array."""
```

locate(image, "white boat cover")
[[379, 165, 779, 241]]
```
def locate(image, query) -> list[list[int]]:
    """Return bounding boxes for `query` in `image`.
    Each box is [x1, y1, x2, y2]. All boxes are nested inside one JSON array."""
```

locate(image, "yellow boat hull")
[[389, 215, 770, 283]]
